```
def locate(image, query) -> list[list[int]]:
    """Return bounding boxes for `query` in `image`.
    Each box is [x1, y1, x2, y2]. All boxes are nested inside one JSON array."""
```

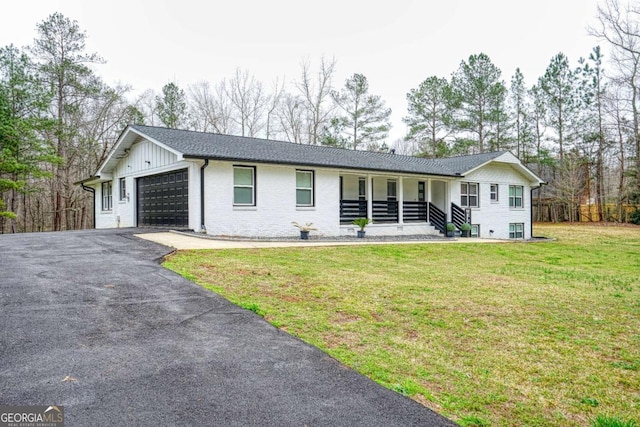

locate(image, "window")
[[509, 185, 523, 208], [490, 184, 499, 202], [102, 181, 112, 211], [119, 177, 127, 201], [358, 177, 366, 200], [461, 182, 479, 208], [233, 166, 255, 205], [509, 223, 524, 239], [296, 170, 314, 206]]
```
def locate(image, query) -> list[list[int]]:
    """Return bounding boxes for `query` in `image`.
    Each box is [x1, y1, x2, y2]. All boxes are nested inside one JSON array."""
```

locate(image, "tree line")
[[1, 0, 639, 233]]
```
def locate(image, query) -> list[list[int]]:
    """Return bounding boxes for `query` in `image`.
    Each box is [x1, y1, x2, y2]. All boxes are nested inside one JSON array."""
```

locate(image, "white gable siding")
[[94, 139, 198, 229], [465, 162, 528, 184], [203, 161, 340, 237], [455, 163, 533, 239], [113, 139, 179, 176]]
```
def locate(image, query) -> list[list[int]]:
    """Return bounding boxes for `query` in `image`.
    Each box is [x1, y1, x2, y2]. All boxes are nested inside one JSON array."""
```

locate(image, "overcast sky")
[[3, 0, 604, 141]]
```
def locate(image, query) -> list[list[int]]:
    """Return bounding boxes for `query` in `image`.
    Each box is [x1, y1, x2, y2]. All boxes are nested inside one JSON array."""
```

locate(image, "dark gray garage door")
[[137, 169, 189, 227]]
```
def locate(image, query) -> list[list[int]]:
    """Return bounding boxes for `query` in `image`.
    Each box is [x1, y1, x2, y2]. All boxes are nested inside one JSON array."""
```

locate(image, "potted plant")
[[352, 217, 371, 238], [446, 222, 456, 237], [291, 221, 317, 240], [460, 222, 472, 237]]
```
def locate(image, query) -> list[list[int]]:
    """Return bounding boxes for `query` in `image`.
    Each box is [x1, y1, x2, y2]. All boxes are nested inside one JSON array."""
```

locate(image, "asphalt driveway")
[[0, 229, 457, 426]]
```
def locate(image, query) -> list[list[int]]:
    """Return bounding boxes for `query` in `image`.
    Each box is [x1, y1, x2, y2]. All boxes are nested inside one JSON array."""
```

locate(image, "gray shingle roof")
[[432, 151, 508, 173], [128, 125, 508, 177]]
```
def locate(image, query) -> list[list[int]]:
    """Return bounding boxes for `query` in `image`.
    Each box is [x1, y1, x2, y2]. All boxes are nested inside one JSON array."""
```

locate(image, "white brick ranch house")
[[79, 125, 545, 239]]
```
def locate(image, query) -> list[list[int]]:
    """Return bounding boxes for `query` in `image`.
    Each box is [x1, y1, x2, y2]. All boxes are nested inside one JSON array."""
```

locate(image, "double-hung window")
[[233, 166, 255, 205], [296, 170, 314, 206], [460, 182, 479, 208], [102, 181, 113, 211], [509, 223, 524, 239], [509, 185, 523, 208], [119, 178, 127, 202], [490, 184, 499, 202]]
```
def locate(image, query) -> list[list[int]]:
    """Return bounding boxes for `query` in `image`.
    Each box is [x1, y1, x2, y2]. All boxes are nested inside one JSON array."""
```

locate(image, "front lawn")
[[164, 224, 640, 426]]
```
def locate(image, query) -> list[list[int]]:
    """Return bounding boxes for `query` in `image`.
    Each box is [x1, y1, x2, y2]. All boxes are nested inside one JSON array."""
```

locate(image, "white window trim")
[[461, 182, 479, 208], [233, 166, 256, 206], [509, 185, 524, 209], [119, 177, 127, 202], [296, 170, 314, 207], [509, 223, 524, 239], [102, 181, 113, 211], [490, 184, 499, 203]]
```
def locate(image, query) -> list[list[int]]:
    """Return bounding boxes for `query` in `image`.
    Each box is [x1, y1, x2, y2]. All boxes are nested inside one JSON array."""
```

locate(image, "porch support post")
[[398, 177, 404, 224], [367, 174, 373, 220], [445, 180, 451, 222], [427, 178, 432, 222]]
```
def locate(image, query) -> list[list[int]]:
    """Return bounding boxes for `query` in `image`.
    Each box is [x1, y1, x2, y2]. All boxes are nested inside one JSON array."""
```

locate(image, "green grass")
[[163, 224, 640, 426]]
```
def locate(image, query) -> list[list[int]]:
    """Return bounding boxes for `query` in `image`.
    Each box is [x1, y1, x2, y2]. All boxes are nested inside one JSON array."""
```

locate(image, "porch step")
[[425, 224, 442, 236]]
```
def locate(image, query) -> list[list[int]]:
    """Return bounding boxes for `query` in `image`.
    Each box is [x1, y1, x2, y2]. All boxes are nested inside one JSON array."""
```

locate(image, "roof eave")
[[182, 155, 458, 178], [461, 152, 545, 185], [74, 174, 112, 186], [96, 126, 186, 176], [74, 176, 100, 185]]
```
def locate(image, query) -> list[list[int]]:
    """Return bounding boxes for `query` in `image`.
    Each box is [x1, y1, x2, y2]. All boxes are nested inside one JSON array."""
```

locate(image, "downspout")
[[200, 159, 209, 233], [530, 188, 535, 238], [530, 184, 544, 238], [81, 184, 96, 229]]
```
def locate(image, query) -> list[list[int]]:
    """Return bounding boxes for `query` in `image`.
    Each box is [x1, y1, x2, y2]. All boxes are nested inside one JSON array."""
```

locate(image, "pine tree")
[[509, 69, 530, 159], [576, 46, 608, 221], [0, 45, 57, 229], [403, 76, 454, 157], [450, 53, 506, 153], [30, 12, 104, 230], [156, 82, 187, 129], [330, 73, 391, 150], [538, 53, 577, 161]]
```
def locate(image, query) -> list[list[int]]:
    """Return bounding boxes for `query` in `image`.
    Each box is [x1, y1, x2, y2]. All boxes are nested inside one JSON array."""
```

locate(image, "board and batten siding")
[[454, 163, 534, 239], [95, 138, 199, 229], [115, 138, 179, 174]]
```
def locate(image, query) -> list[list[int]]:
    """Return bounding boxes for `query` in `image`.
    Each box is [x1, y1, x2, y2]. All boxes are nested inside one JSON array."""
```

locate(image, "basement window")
[[509, 223, 524, 239]]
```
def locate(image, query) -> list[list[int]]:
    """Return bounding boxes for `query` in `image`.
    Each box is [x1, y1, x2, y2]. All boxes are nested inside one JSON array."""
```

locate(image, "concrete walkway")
[[136, 231, 506, 250]]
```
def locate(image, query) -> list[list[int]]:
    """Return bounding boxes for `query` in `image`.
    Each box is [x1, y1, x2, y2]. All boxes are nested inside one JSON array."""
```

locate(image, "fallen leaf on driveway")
[[62, 375, 77, 383]]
